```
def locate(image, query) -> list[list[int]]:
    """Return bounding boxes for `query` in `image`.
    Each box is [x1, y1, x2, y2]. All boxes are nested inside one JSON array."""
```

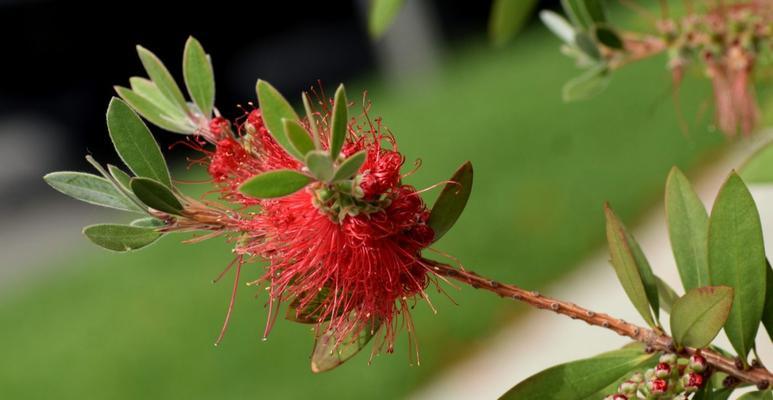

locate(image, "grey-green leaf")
[[741, 141, 773, 184], [256, 80, 301, 158], [83, 224, 162, 252], [367, 0, 405, 38], [666, 167, 710, 292], [671, 286, 734, 349], [605, 203, 658, 327], [136, 45, 189, 114], [302, 92, 321, 148], [762, 261, 773, 341], [332, 150, 367, 182], [561, 0, 605, 30], [305, 150, 335, 182], [540, 10, 575, 45], [130, 217, 165, 228], [114, 86, 193, 134], [488, 0, 538, 46], [574, 31, 601, 60], [239, 169, 311, 199], [310, 320, 381, 373], [329, 84, 348, 160], [183, 36, 215, 117], [428, 161, 473, 243], [129, 77, 187, 120], [708, 172, 766, 360], [130, 177, 183, 215], [656, 276, 680, 314], [500, 347, 655, 399], [283, 118, 315, 157], [44, 171, 142, 213], [107, 98, 172, 188], [562, 64, 609, 102], [107, 164, 133, 192]]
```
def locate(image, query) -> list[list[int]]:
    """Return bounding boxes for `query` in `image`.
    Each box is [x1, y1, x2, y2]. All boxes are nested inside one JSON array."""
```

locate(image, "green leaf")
[[561, 0, 605, 30], [136, 45, 189, 114], [329, 84, 348, 160], [114, 86, 193, 134], [256, 80, 301, 158], [282, 118, 315, 157], [130, 217, 165, 228], [239, 169, 311, 199], [604, 203, 659, 327], [656, 276, 680, 314], [286, 288, 330, 324], [310, 319, 381, 373], [367, 0, 405, 38], [671, 286, 734, 349], [594, 25, 623, 50], [501, 347, 654, 399], [107, 164, 133, 192], [763, 261, 773, 341], [129, 77, 187, 120], [428, 161, 473, 243], [708, 172, 767, 360], [305, 150, 335, 182], [741, 140, 773, 184], [488, 0, 538, 46], [183, 36, 215, 117], [302, 92, 321, 148], [44, 171, 142, 213], [738, 391, 773, 400], [540, 10, 575, 45], [666, 167, 710, 291], [130, 177, 183, 215], [107, 98, 172, 188], [83, 224, 162, 252], [562, 64, 610, 102], [332, 150, 367, 182], [574, 31, 601, 60]]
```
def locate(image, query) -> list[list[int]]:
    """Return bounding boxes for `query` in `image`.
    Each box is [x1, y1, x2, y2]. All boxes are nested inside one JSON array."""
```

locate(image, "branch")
[[428, 261, 772, 390]]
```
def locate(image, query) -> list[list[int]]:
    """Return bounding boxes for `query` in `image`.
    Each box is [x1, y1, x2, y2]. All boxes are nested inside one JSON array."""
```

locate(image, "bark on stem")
[[428, 261, 772, 390]]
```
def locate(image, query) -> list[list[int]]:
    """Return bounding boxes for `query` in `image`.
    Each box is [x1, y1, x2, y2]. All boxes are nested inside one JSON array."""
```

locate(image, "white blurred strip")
[[412, 131, 773, 400]]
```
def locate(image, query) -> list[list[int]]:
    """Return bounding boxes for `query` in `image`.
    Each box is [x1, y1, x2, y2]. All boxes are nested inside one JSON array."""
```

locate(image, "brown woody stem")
[[428, 261, 772, 390]]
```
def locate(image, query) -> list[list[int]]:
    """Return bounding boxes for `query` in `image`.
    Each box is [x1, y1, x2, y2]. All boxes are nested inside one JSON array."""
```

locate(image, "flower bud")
[[655, 362, 672, 378], [648, 378, 668, 394], [682, 372, 704, 391], [689, 354, 707, 372], [659, 353, 677, 365], [629, 372, 644, 383], [645, 368, 655, 380], [604, 395, 628, 400], [619, 380, 637, 395]]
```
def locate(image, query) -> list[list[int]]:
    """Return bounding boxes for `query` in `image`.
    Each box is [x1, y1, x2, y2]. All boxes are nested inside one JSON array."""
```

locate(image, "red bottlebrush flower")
[[684, 372, 704, 390], [648, 378, 668, 394]]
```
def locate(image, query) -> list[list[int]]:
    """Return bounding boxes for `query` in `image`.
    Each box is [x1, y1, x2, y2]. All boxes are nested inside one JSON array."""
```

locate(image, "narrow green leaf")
[[107, 164, 133, 192], [256, 80, 301, 158], [763, 261, 773, 341], [656, 276, 680, 314], [130, 217, 165, 228], [574, 31, 601, 60], [310, 319, 381, 373], [562, 64, 609, 102], [44, 171, 142, 213], [741, 141, 773, 184], [305, 150, 335, 182], [738, 391, 773, 400], [666, 167, 710, 291], [488, 0, 538, 46], [367, 0, 405, 38], [594, 25, 623, 50], [286, 288, 330, 324], [332, 150, 367, 182], [501, 347, 655, 399], [428, 161, 473, 243], [302, 92, 321, 149], [129, 77, 187, 120], [282, 118, 315, 157], [136, 45, 189, 114], [183, 36, 215, 117], [540, 10, 575, 45], [114, 86, 192, 134], [83, 224, 162, 252], [561, 0, 605, 30], [604, 203, 658, 327], [329, 84, 348, 160], [708, 172, 767, 360], [239, 169, 311, 199], [671, 286, 734, 349], [130, 177, 183, 215], [107, 98, 172, 188]]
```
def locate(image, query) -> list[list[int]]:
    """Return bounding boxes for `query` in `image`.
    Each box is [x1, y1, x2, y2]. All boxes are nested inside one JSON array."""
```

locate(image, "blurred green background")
[[0, 1, 749, 399]]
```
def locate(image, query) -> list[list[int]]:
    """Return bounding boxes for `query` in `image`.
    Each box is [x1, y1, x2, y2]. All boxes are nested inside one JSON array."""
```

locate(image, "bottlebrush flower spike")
[[44, 38, 474, 372]]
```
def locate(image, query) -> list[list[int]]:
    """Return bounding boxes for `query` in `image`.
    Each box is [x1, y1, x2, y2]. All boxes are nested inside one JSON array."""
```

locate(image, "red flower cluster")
[[201, 104, 437, 355]]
